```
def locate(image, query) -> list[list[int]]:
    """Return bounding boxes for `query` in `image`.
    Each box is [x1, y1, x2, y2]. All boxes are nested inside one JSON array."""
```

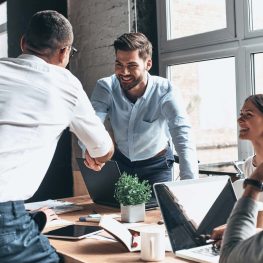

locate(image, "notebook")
[[76, 158, 158, 209], [153, 176, 237, 263]]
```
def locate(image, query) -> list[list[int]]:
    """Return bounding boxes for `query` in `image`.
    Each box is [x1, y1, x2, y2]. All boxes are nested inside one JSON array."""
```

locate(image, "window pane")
[[250, 0, 263, 31], [0, 2, 7, 25], [254, 53, 263, 93], [169, 58, 237, 164], [0, 32, 7, 58], [168, 0, 227, 39]]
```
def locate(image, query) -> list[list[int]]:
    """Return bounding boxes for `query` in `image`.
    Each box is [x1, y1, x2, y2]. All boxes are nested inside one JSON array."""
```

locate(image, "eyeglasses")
[[69, 46, 78, 58]]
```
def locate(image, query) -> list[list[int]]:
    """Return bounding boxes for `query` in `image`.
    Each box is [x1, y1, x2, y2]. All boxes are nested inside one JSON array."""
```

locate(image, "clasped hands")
[[84, 150, 105, 171]]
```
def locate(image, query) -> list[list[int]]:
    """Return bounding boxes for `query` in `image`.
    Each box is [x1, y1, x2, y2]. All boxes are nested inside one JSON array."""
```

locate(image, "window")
[[169, 58, 237, 163], [157, 0, 235, 52], [168, 0, 227, 40], [0, 1, 7, 58], [249, 0, 263, 31], [254, 53, 263, 93], [157, 0, 263, 164], [247, 50, 263, 95]]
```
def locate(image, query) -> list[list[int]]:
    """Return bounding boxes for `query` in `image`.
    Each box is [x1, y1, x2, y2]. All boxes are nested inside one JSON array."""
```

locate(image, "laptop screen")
[[77, 158, 121, 207], [76, 158, 159, 209], [154, 176, 236, 251]]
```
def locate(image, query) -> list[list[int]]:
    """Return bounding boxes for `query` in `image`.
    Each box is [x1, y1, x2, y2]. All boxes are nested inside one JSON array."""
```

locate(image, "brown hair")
[[113, 32, 152, 60], [245, 94, 263, 114]]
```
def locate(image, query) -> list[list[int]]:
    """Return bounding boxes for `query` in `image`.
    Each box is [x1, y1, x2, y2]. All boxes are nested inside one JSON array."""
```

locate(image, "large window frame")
[[156, 0, 263, 162], [157, 0, 235, 52], [244, 0, 263, 38]]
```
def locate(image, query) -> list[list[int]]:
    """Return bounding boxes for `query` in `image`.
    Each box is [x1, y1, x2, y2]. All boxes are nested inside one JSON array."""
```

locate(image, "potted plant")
[[114, 172, 152, 223]]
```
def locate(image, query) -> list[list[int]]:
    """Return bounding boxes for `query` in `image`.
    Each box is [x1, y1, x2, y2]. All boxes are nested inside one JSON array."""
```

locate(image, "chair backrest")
[[233, 178, 263, 202], [233, 160, 245, 177], [232, 179, 244, 199]]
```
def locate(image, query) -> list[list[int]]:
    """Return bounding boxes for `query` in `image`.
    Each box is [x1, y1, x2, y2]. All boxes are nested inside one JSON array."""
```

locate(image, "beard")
[[117, 74, 144, 91]]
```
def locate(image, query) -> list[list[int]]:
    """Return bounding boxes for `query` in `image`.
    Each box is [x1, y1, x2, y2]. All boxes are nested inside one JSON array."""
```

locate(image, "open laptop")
[[154, 176, 237, 263], [76, 158, 158, 209]]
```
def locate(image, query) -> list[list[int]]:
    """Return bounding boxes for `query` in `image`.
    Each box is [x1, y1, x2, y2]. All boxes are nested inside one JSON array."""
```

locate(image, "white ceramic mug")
[[140, 228, 165, 261]]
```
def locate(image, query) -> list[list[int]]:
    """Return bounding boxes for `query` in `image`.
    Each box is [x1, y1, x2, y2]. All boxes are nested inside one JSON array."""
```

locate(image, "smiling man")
[[89, 32, 198, 200]]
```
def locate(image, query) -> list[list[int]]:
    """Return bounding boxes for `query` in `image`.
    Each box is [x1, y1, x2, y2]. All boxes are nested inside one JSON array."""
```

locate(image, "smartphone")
[[44, 224, 103, 240]]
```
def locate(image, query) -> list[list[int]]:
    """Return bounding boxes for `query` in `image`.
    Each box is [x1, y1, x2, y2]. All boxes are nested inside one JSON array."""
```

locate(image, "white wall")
[[68, 0, 135, 96]]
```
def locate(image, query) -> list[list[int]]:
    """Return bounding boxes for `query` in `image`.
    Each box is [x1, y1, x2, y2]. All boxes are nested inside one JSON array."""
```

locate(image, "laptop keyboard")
[[192, 245, 220, 257]]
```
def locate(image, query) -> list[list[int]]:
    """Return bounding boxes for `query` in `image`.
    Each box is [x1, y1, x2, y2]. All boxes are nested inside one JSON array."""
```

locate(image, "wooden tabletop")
[[46, 195, 193, 263]]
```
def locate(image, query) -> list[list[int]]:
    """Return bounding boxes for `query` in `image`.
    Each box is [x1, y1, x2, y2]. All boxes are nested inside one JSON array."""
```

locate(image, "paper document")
[[99, 216, 171, 252], [99, 216, 141, 252]]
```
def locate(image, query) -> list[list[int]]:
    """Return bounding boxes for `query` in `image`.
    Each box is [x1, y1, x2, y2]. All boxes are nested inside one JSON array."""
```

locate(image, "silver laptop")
[[76, 158, 158, 209], [153, 176, 237, 263]]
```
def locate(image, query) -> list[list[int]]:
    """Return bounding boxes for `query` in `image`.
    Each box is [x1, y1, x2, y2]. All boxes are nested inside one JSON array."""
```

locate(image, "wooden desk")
[[47, 195, 192, 263]]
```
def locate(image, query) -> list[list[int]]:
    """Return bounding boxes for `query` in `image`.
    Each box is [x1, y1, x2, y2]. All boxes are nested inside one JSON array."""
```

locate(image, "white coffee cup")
[[140, 228, 165, 261]]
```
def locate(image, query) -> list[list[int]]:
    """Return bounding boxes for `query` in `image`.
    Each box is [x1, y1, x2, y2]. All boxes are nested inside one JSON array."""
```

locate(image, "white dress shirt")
[[0, 54, 112, 201]]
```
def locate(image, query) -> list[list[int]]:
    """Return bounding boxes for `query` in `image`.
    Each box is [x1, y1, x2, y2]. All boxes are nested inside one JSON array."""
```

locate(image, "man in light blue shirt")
[[90, 33, 198, 198]]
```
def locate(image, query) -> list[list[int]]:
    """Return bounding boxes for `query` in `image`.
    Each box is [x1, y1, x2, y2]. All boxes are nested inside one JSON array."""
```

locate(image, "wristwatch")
[[243, 178, 263, 191]]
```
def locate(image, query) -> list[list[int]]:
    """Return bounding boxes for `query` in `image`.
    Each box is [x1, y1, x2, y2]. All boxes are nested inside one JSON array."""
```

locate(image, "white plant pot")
[[121, 203, 145, 223]]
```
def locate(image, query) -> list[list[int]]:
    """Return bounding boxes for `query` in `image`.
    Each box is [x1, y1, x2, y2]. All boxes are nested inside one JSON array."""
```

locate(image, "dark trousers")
[[112, 147, 175, 201], [0, 201, 61, 263]]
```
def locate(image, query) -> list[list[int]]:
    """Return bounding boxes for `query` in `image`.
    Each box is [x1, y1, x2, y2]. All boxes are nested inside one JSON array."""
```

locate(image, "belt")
[[114, 147, 168, 163], [153, 148, 167, 158]]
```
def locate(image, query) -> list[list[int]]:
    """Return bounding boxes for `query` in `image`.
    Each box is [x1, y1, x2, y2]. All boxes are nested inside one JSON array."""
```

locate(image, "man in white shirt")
[[0, 10, 114, 262]]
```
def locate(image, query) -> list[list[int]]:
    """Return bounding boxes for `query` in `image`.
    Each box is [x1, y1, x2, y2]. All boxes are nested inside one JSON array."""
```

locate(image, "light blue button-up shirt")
[[91, 73, 198, 179]]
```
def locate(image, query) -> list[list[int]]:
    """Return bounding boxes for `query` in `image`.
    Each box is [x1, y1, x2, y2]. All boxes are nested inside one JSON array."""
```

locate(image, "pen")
[[79, 213, 101, 222]]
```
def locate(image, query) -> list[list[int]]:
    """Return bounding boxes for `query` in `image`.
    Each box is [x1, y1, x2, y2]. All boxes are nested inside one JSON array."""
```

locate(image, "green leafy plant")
[[114, 172, 152, 206]]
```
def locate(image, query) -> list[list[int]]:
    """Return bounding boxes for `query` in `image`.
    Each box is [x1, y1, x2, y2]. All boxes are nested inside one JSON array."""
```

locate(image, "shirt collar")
[[141, 72, 153, 100], [18, 54, 48, 64]]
